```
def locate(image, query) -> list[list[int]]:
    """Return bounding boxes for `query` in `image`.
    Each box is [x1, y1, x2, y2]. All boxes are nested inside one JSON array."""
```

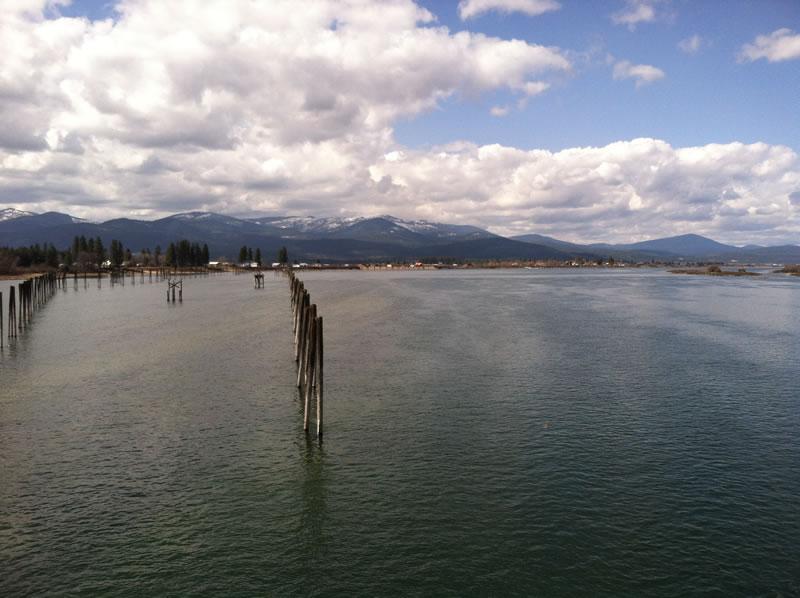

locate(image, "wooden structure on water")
[[166, 277, 183, 303], [3, 272, 58, 347], [288, 270, 324, 439]]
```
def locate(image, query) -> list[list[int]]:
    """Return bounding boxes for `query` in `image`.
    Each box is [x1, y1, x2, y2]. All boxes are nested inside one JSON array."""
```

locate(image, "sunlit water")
[[1, 270, 798, 596]]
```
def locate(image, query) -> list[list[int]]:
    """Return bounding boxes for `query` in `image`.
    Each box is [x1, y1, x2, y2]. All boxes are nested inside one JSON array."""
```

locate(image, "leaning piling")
[[287, 270, 324, 439], [4, 272, 57, 343]]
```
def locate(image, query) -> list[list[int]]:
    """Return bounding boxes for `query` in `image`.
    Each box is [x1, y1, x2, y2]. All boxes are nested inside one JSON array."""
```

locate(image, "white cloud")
[[678, 34, 703, 54], [490, 105, 510, 117], [611, 0, 658, 30], [1, 1, 798, 245], [369, 139, 800, 244], [458, 0, 560, 20], [0, 0, 569, 218], [612, 60, 665, 87], [739, 28, 800, 63]]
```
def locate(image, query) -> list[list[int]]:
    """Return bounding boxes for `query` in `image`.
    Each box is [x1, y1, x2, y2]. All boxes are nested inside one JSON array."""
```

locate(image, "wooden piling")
[[8, 286, 16, 339], [285, 270, 324, 439], [302, 315, 317, 431], [315, 316, 323, 438]]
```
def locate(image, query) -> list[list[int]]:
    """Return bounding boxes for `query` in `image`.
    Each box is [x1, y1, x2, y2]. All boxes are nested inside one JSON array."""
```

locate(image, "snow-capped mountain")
[[249, 215, 363, 234], [0, 208, 36, 222], [4, 206, 797, 262], [247, 214, 493, 243]]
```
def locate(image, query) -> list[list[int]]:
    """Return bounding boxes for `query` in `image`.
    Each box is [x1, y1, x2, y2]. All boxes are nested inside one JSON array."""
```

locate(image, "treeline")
[[0, 243, 62, 273], [239, 245, 261, 265], [165, 240, 210, 267], [0, 236, 211, 274], [237, 245, 289, 266]]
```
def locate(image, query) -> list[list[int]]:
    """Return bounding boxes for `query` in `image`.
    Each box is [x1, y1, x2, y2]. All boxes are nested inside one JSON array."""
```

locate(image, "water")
[[1, 270, 799, 596]]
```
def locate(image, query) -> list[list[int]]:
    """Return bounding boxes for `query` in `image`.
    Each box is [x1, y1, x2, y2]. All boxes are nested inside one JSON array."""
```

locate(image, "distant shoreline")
[[669, 268, 760, 277]]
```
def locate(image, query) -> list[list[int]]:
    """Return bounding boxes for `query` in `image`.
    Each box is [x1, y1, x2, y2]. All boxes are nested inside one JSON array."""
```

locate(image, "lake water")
[[1, 270, 798, 597]]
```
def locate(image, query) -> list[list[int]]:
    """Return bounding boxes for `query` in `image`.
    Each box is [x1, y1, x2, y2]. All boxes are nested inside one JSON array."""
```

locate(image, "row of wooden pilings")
[[2, 272, 58, 348], [289, 270, 324, 439]]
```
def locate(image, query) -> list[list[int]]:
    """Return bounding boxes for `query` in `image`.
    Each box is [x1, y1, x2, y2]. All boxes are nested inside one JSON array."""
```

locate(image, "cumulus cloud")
[[611, 0, 659, 30], [612, 60, 665, 87], [678, 34, 703, 54], [458, 0, 560, 20], [738, 28, 800, 63], [0, 0, 798, 245], [0, 0, 568, 217], [368, 139, 800, 244], [490, 105, 510, 117]]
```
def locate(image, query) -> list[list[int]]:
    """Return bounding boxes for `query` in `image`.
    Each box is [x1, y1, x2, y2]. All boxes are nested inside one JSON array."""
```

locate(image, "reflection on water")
[[1, 270, 799, 597]]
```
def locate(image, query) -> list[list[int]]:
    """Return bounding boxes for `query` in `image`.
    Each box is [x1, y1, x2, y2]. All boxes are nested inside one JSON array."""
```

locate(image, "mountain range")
[[1, 208, 798, 264]]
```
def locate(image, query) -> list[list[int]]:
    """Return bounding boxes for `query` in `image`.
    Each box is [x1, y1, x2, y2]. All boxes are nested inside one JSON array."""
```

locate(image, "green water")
[[1, 270, 798, 596]]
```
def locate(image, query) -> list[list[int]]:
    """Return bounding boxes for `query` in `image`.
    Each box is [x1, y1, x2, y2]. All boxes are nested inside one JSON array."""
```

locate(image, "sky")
[[1, 0, 799, 244]]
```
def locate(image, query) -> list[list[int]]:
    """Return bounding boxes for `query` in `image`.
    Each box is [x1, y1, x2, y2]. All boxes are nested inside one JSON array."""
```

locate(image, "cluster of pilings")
[[289, 270, 324, 438], [166, 277, 183, 303], [2, 272, 58, 347]]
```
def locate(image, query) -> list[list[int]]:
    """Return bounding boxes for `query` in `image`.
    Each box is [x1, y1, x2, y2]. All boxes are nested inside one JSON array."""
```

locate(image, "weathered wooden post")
[[18, 283, 24, 331], [8, 286, 16, 339], [298, 303, 316, 390], [315, 316, 323, 438], [285, 271, 325, 439], [303, 314, 317, 431]]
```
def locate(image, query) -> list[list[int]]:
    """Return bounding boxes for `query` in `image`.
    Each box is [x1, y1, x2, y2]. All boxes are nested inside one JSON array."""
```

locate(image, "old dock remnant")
[[5, 273, 58, 344], [287, 270, 324, 439], [166, 276, 183, 303]]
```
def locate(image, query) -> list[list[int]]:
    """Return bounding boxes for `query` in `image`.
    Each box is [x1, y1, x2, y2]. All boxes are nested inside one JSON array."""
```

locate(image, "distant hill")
[[2, 206, 797, 263], [0, 209, 561, 261], [619, 233, 737, 256], [513, 231, 800, 263]]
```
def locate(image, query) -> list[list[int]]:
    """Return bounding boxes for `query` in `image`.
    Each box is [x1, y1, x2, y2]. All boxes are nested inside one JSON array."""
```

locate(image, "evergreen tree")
[[95, 237, 105, 267], [255, 248, 262, 266], [46, 244, 59, 268], [239, 245, 248, 264], [277, 246, 288, 264], [154, 245, 161, 266], [247, 247, 253, 262], [110, 240, 125, 267], [166, 242, 176, 267], [201, 244, 210, 265], [177, 240, 191, 266]]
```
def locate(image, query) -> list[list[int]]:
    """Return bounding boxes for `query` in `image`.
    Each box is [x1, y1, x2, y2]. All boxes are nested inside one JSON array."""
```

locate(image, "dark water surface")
[[1, 270, 798, 597]]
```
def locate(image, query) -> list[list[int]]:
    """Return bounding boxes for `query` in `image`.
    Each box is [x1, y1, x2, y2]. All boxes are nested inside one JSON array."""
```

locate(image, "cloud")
[[458, 0, 560, 20], [612, 60, 665, 87], [738, 28, 800, 63], [490, 105, 510, 117], [611, 0, 659, 30], [678, 34, 703, 54], [0, 0, 570, 217], [368, 139, 800, 244], [1, 1, 798, 245]]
